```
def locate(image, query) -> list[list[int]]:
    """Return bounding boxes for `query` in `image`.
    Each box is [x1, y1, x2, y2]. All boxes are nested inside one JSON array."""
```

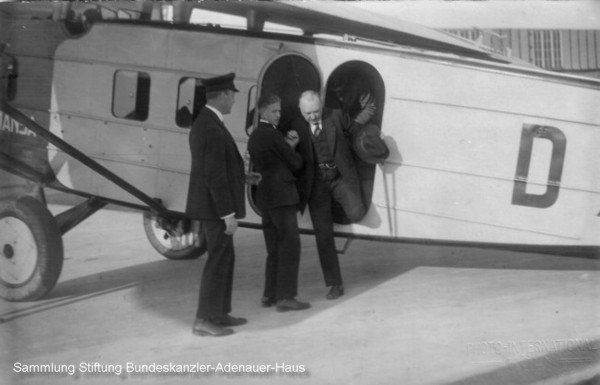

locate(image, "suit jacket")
[[291, 109, 362, 213], [247, 121, 303, 210], [186, 106, 246, 220]]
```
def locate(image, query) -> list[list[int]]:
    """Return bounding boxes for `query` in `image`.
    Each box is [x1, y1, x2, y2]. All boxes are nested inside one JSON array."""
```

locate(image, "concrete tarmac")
[[1, 202, 599, 385]]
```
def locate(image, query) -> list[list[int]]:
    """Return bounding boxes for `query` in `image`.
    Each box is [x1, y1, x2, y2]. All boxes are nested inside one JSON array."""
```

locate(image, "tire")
[[0, 196, 64, 302], [142, 212, 205, 260]]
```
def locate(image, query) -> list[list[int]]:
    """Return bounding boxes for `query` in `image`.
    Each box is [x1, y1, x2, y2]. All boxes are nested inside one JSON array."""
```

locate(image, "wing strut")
[[0, 100, 166, 214]]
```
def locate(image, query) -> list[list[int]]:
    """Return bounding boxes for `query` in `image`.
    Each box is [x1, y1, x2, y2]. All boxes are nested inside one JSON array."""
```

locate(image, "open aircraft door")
[[246, 53, 321, 216]]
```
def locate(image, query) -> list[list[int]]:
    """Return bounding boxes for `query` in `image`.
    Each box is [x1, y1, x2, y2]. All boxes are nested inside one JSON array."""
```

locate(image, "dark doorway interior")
[[260, 55, 321, 134]]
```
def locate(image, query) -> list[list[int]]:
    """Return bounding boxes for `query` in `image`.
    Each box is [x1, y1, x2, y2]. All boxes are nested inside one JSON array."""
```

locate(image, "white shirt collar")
[[311, 120, 322, 134], [260, 119, 277, 128], [205, 104, 224, 122]]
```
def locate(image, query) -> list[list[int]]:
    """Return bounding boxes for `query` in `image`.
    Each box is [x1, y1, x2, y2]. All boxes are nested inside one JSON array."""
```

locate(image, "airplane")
[[0, 1, 598, 302]]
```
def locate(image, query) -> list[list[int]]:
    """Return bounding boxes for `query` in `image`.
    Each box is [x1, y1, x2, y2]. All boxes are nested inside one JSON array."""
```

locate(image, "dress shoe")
[[261, 297, 276, 308], [211, 314, 247, 327], [276, 298, 311, 312], [192, 318, 234, 337], [326, 285, 344, 300]]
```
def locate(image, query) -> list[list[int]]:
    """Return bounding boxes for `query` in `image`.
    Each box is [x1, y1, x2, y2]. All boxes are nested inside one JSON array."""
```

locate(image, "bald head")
[[298, 90, 322, 126]]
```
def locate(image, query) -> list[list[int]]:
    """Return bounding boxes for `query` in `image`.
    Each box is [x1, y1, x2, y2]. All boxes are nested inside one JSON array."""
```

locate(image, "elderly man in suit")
[[185, 73, 246, 337], [291, 90, 369, 300], [248, 93, 310, 312]]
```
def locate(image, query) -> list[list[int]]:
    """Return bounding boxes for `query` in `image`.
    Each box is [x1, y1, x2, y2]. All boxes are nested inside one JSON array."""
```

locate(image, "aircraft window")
[[313, 33, 344, 41], [0, 50, 17, 101], [117, 10, 132, 19], [176, 77, 206, 128], [189, 9, 246, 30], [112, 70, 150, 121], [161, 5, 173, 22], [263, 22, 302, 36]]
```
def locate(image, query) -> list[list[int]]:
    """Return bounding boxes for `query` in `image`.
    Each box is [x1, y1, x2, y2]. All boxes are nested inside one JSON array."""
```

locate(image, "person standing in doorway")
[[291, 90, 366, 300], [248, 93, 310, 312]]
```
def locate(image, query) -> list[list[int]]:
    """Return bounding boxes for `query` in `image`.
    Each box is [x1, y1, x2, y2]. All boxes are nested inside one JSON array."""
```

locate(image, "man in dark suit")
[[291, 90, 367, 300], [185, 73, 246, 337], [247, 93, 310, 312]]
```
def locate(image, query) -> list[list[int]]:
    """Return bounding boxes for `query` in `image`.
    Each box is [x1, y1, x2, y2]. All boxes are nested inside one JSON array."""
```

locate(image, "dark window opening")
[[112, 70, 150, 121], [0, 52, 17, 101]]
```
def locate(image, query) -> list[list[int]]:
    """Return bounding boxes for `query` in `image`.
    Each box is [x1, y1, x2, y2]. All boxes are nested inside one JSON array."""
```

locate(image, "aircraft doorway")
[[256, 54, 321, 134], [325, 61, 386, 223], [247, 54, 321, 215], [247, 57, 387, 225], [324, 61, 385, 129]]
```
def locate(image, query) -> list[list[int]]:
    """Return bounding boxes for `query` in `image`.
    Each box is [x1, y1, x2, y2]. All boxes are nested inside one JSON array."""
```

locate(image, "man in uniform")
[[186, 73, 246, 337]]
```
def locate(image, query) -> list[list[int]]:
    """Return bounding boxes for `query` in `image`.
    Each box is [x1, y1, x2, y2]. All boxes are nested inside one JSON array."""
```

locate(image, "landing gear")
[[0, 196, 63, 302], [143, 212, 206, 260]]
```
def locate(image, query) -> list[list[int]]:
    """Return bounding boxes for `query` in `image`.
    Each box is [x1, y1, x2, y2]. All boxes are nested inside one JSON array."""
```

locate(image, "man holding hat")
[[186, 72, 246, 337]]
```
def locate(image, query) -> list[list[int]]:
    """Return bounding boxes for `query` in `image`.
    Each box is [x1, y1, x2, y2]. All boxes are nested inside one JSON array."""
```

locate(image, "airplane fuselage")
[[2, 18, 599, 251]]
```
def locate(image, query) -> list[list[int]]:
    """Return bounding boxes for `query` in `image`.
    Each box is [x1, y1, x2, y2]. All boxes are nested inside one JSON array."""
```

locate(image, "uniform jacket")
[[247, 121, 303, 210], [291, 109, 362, 213], [185, 106, 246, 220]]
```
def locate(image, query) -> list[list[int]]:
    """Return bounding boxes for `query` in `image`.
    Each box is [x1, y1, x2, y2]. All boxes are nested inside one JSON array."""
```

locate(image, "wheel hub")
[[149, 216, 196, 250], [0, 216, 38, 285], [3, 244, 14, 259]]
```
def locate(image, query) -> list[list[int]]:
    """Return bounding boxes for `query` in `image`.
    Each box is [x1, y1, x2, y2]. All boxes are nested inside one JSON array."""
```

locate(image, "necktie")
[[313, 123, 321, 136]]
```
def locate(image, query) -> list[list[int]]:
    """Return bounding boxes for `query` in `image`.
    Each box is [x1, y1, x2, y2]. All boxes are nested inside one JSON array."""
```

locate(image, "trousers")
[[196, 219, 235, 319], [262, 205, 301, 300], [308, 177, 343, 287]]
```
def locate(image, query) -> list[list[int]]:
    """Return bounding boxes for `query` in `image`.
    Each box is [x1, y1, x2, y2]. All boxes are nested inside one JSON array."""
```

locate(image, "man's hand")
[[223, 216, 238, 235], [245, 171, 262, 185], [285, 130, 300, 149], [354, 101, 376, 125], [354, 93, 376, 125], [359, 93, 373, 108]]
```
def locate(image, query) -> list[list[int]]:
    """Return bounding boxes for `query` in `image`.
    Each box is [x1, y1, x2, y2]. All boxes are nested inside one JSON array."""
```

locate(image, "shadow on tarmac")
[[3, 236, 598, 332]]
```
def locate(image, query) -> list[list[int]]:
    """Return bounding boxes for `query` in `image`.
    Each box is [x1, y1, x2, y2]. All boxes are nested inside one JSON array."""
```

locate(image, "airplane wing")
[[192, 1, 505, 62], [0, 1, 504, 62]]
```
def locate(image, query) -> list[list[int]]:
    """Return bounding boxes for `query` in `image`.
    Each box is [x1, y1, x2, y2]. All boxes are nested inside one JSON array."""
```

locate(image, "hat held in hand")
[[353, 123, 389, 164]]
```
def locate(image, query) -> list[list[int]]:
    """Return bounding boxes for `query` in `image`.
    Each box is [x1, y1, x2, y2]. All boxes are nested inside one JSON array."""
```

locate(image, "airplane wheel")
[[0, 196, 63, 302], [143, 212, 205, 260]]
